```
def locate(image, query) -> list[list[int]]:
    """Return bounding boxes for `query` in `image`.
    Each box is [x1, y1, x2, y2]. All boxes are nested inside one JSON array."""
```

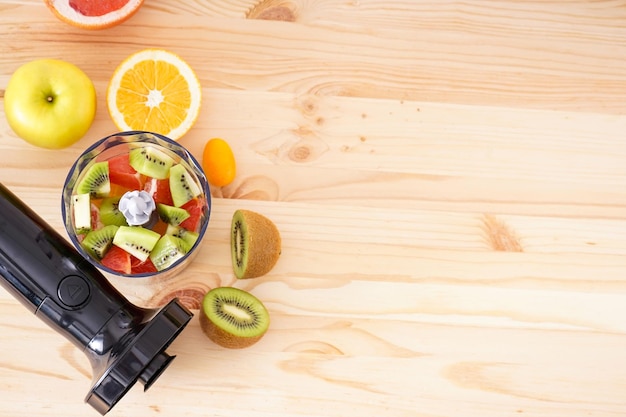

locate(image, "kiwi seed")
[[231, 209, 281, 279], [199, 287, 270, 349]]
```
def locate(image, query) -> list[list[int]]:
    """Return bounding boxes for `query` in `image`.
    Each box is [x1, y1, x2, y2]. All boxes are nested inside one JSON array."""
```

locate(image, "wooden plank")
[[0, 1, 625, 416], [1, 2, 626, 112]]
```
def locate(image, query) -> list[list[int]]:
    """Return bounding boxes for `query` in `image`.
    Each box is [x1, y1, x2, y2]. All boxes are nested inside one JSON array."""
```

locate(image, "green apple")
[[3, 59, 97, 149]]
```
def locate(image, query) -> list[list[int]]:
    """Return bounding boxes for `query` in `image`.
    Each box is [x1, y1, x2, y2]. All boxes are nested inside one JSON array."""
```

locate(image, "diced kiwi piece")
[[199, 287, 270, 349], [129, 146, 175, 180], [166, 224, 199, 247], [81, 225, 119, 260], [100, 197, 128, 227], [72, 193, 92, 234], [149, 235, 191, 271], [231, 210, 281, 279], [112, 225, 161, 262], [169, 164, 201, 207], [76, 161, 110, 197], [157, 203, 190, 226]]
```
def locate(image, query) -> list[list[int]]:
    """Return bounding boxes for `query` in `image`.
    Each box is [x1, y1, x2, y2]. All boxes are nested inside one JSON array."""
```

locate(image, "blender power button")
[[58, 275, 90, 307]]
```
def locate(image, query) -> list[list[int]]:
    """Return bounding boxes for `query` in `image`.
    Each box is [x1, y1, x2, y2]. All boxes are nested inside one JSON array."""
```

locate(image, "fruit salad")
[[63, 132, 210, 277]]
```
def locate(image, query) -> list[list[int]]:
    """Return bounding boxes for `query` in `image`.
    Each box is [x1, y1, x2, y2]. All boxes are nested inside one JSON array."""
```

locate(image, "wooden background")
[[1, 1, 626, 416]]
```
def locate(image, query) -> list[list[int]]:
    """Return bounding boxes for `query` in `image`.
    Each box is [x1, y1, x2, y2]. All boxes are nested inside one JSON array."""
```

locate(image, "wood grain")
[[1, 1, 626, 416]]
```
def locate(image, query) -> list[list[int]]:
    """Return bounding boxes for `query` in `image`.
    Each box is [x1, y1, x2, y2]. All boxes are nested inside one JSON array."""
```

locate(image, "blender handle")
[[0, 182, 136, 347], [0, 182, 193, 414], [0, 183, 87, 307]]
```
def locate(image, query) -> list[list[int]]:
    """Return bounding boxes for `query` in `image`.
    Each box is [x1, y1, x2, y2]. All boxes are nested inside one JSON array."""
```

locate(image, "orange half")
[[106, 49, 202, 141], [44, 0, 144, 30]]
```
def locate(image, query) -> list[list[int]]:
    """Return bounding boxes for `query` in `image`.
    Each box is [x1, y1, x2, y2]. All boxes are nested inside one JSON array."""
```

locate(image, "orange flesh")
[[116, 60, 192, 133], [69, 0, 129, 16]]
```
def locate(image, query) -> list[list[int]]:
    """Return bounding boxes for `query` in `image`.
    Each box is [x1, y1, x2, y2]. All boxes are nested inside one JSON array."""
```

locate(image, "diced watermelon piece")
[[179, 198, 204, 232], [109, 154, 142, 190], [101, 245, 131, 274], [144, 177, 174, 206], [131, 256, 158, 274]]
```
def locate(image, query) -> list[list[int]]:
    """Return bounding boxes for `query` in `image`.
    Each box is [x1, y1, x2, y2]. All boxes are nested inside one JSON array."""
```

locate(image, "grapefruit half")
[[44, 0, 145, 30]]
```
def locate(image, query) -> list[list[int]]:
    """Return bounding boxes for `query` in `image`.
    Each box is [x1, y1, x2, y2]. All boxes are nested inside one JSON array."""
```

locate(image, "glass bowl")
[[62, 131, 210, 278]]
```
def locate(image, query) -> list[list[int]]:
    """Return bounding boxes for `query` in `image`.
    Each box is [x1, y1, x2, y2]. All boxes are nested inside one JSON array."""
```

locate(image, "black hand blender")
[[0, 182, 193, 415]]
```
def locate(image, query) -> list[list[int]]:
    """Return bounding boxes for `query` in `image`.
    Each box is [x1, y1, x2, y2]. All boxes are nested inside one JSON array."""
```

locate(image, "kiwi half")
[[76, 161, 110, 197], [231, 209, 281, 279], [199, 287, 270, 349]]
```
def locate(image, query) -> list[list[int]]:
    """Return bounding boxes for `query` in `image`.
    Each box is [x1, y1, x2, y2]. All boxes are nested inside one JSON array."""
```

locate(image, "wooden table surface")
[[1, 1, 626, 416]]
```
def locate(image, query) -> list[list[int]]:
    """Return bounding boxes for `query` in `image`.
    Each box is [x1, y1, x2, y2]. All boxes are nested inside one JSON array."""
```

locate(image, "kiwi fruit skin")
[[199, 287, 270, 349], [231, 209, 281, 279], [76, 161, 110, 197]]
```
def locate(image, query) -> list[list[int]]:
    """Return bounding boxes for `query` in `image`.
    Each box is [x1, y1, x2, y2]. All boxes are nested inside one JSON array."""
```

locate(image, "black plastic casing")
[[0, 183, 193, 414]]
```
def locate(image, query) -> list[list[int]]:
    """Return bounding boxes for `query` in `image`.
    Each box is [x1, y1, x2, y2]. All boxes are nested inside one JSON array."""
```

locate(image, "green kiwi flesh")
[[169, 164, 201, 207], [149, 235, 191, 271], [199, 287, 270, 349], [100, 197, 128, 226], [157, 203, 190, 226], [166, 224, 199, 247], [129, 146, 174, 180], [72, 193, 92, 234], [112, 225, 161, 262], [231, 210, 281, 279], [81, 225, 119, 260], [76, 161, 110, 197]]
